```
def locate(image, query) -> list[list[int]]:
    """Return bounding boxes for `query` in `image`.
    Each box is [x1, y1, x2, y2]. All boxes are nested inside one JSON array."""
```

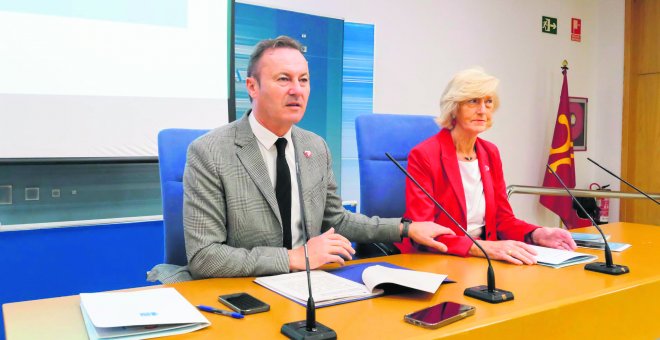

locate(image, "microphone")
[[587, 157, 659, 205], [281, 159, 337, 339], [545, 164, 629, 275], [385, 153, 513, 304]]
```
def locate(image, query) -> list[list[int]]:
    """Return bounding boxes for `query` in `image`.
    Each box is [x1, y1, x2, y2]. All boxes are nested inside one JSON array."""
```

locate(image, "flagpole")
[[560, 58, 570, 229], [541, 59, 579, 228]]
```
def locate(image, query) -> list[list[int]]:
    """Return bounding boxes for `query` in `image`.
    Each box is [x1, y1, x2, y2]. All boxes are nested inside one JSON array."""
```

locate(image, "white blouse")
[[458, 160, 485, 238]]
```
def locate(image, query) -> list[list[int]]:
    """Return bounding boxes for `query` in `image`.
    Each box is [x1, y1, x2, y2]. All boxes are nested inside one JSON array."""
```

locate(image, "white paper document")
[[530, 245, 598, 268], [254, 264, 447, 308], [362, 265, 446, 294], [79, 287, 210, 340], [255, 270, 379, 307]]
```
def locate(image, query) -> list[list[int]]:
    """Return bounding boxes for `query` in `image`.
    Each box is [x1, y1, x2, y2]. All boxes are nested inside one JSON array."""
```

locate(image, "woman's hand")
[[469, 240, 538, 265], [531, 227, 577, 251]]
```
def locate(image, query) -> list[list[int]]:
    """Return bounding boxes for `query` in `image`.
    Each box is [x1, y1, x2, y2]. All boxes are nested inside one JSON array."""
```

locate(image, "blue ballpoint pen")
[[197, 305, 244, 319]]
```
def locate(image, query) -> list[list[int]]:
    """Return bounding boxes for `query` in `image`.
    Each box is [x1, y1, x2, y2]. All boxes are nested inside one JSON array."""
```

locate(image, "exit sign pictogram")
[[542, 16, 557, 34]]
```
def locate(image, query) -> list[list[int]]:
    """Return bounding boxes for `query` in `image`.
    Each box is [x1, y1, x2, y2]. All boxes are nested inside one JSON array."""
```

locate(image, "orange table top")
[[4, 222, 660, 339]]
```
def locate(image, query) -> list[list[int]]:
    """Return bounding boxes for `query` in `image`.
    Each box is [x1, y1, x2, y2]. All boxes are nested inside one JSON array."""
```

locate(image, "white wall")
[[241, 0, 625, 226]]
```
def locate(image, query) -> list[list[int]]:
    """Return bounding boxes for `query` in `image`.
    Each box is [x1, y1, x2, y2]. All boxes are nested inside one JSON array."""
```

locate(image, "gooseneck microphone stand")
[[281, 158, 337, 339], [545, 164, 629, 275], [587, 157, 659, 205], [386, 153, 513, 303]]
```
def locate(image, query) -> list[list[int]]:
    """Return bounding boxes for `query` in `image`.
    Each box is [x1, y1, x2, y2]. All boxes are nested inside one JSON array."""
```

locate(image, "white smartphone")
[[404, 301, 475, 329]]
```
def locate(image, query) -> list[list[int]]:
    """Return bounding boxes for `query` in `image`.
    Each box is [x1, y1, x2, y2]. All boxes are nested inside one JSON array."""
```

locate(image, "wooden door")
[[621, 0, 660, 225]]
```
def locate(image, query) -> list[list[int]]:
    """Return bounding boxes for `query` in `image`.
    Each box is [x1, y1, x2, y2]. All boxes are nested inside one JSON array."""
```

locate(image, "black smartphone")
[[218, 293, 270, 315], [404, 301, 475, 329]]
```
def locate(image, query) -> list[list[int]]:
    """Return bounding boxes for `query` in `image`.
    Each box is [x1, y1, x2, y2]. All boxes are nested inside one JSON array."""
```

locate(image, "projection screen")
[[0, 0, 231, 159]]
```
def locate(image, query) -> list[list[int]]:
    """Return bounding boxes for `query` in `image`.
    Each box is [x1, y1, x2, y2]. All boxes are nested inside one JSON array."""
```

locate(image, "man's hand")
[[406, 221, 455, 252], [287, 228, 355, 271], [469, 240, 538, 265], [531, 227, 577, 251]]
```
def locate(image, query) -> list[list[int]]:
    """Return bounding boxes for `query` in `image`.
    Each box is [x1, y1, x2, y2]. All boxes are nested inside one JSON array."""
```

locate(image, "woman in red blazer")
[[402, 68, 576, 264]]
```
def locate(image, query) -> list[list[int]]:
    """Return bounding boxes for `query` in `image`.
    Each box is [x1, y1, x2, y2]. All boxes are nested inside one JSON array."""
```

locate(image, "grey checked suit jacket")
[[183, 113, 401, 279]]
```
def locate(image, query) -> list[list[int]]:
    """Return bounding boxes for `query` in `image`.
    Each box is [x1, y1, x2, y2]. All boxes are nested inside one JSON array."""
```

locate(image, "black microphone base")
[[585, 262, 629, 275], [281, 321, 337, 340], [464, 285, 514, 304]]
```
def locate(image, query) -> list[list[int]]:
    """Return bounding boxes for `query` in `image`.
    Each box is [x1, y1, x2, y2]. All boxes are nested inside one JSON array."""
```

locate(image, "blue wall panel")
[[0, 220, 164, 338], [340, 23, 375, 207], [234, 3, 344, 185]]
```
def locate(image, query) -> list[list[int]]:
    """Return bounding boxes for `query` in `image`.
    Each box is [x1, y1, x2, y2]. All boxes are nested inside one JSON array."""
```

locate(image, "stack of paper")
[[571, 232, 631, 252], [530, 245, 598, 268], [571, 232, 610, 242], [80, 287, 210, 340]]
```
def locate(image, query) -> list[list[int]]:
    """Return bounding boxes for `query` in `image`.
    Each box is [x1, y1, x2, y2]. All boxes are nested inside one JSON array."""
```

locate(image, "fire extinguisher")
[[590, 183, 610, 224]]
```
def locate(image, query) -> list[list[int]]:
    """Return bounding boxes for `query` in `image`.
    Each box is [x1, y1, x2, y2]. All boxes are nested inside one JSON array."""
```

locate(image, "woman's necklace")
[[452, 131, 477, 161], [460, 146, 477, 161]]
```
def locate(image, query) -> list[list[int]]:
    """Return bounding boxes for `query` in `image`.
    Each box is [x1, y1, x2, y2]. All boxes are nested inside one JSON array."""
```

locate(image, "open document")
[[254, 262, 447, 308], [80, 287, 210, 340], [530, 245, 598, 268]]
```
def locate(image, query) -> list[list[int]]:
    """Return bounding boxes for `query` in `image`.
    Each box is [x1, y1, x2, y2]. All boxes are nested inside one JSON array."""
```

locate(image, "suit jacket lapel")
[[476, 140, 496, 239], [234, 113, 282, 226], [438, 130, 467, 223]]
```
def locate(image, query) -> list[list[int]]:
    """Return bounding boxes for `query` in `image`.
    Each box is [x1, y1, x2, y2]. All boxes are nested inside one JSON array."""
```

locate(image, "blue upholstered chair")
[[355, 114, 440, 256], [158, 128, 209, 266]]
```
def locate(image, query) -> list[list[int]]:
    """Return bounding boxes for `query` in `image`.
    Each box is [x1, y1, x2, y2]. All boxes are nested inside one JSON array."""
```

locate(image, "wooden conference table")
[[4, 222, 660, 339]]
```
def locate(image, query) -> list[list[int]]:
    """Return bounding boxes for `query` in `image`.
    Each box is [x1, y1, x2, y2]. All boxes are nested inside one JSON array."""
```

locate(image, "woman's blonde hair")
[[436, 67, 500, 129]]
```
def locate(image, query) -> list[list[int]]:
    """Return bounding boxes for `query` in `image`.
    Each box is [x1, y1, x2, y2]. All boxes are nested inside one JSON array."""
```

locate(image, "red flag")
[[540, 65, 581, 228]]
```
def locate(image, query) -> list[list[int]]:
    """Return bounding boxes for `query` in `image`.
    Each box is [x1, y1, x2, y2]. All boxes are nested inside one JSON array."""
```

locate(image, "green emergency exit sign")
[[542, 16, 557, 34]]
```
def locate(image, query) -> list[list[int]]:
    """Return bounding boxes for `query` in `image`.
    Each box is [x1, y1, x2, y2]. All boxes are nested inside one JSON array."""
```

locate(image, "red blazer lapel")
[[438, 130, 467, 224], [476, 140, 497, 240]]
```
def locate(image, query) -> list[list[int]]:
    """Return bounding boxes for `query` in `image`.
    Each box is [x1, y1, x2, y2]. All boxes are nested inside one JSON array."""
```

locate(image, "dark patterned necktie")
[[275, 138, 292, 249]]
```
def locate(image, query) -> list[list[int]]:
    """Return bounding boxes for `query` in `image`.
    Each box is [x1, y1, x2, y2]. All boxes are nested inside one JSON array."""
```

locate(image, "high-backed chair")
[[355, 114, 440, 256], [158, 128, 209, 265]]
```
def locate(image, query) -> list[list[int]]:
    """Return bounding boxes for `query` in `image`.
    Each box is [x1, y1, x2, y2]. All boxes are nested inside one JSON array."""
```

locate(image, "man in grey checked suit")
[[183, 36, 454, 279]]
